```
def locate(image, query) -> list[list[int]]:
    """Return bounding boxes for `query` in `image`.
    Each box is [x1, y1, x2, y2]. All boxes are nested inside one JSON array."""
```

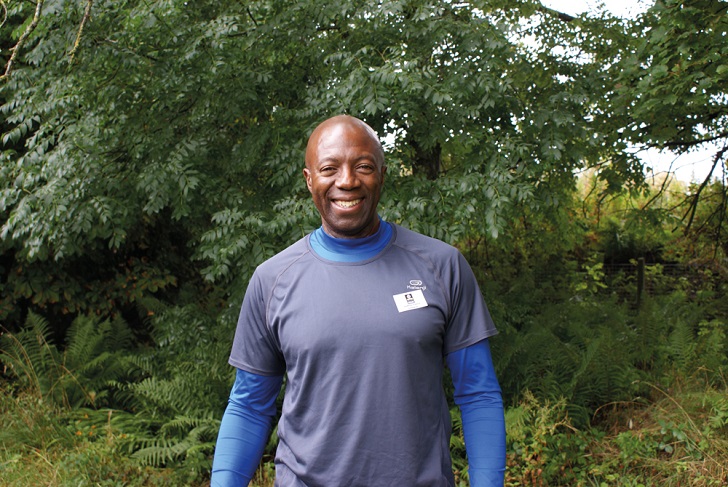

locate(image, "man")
[[211, 115, 506, 486]]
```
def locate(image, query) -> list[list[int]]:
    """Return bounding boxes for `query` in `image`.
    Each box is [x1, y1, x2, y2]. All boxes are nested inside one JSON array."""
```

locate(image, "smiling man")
[[211, 115, 506, 487]]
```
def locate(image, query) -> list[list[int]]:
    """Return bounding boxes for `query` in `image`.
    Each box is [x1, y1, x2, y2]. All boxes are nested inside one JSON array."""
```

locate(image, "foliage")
[[668, 180, 728, 265], [0, 0, 660, 327], [2, 192, 727, 483], [592, 0, 728, 243], [111, 305, 233, 478], [0, 385, 202, 486], [491, 273, 728, 423], [449, 406, 469, 485], [0, 311, 135, 408], [504, 391, 591, 485], [0, 306, 232, 481], [601, 0, 728, 155], [502, 384, 728, 487]]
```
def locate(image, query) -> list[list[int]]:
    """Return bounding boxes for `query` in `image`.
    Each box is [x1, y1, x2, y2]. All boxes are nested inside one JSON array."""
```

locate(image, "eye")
[[357, 164, 375, 173]]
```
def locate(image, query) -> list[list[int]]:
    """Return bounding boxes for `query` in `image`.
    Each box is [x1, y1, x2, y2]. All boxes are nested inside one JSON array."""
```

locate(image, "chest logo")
[[393, 289, 428, 312], [407, 279, 427, 291]]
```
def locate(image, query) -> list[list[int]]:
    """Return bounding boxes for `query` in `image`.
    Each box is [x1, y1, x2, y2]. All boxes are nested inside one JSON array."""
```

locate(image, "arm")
[[211, 368, 284, 487], [446, 339, 506, 487]]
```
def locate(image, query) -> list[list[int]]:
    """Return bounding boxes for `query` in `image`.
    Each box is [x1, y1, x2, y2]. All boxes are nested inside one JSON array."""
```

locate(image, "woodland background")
[[1, 0, 727, 485]]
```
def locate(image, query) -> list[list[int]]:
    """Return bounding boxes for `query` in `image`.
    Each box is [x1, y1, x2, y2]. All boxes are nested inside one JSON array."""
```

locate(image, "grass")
[[0, 384, 196, 487], [502, 376, 728, 487], [589, 379, 728, 487]]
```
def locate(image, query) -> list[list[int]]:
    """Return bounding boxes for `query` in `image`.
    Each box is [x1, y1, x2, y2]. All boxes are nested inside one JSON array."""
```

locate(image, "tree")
[[1, 0, 646, 325], [593, 0, 728, 239]]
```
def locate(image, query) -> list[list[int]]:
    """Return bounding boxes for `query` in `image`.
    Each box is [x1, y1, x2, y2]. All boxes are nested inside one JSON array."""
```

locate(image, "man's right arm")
[[211, 368, 283, 487]]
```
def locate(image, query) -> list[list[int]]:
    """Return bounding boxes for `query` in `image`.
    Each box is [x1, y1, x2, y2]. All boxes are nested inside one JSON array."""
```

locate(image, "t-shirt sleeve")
[[229, 270, 286, 376], [443, 251, 497, 354]]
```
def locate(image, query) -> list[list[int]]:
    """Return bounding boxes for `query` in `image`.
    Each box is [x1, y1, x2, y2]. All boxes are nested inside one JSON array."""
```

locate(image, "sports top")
[[229, 223, 498, 486]]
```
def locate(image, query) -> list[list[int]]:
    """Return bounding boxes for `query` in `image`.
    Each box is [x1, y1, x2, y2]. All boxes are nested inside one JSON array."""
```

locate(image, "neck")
[[310, 218, 392, 262], [322, 218, 381, 240]]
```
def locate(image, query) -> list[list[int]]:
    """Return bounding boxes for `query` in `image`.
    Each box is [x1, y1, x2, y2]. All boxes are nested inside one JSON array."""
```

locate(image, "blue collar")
[[309, 219, 393, 262]]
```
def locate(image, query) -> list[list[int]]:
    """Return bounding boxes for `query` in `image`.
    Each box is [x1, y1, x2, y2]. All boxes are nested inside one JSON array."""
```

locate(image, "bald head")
[[305, 115, 385, 170]]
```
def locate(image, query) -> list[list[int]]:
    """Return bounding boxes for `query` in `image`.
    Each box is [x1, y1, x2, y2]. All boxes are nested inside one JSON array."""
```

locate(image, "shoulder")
[[253, 234, 313, 283], [390, 224, 461, 261], [390, 224, 478, 290]]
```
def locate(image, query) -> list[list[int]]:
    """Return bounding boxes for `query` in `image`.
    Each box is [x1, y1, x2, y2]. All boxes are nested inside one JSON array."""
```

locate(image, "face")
[[303, 117, 387, 239]]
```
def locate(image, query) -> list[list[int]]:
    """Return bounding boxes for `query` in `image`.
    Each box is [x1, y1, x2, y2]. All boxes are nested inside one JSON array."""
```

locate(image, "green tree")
[[593, 0, 728, 239], [1, 0, 643, 325]]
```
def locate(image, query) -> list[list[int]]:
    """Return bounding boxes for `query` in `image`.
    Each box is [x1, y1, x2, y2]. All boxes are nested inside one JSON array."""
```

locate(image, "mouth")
[[333, 198, 363, 209]]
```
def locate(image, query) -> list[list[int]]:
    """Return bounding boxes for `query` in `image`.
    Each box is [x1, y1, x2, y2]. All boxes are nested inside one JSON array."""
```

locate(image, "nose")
[[336, 165, 360, 190]]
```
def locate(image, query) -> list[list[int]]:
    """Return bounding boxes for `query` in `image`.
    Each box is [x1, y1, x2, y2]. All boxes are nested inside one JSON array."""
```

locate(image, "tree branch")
[[660, 131, 728, 150], [713, 176, 727, 260], [1, 0, 45, 81], [537, 4, 576, 22], [1, 0, 8, 30], [682, 144, 728, 233], [641, 163, 674, 211], [69, 0, 94, 63], [246, 6, 258, 27]]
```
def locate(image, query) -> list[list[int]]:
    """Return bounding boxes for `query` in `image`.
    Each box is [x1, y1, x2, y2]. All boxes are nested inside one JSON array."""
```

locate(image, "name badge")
[[393, 289, 428, 313]]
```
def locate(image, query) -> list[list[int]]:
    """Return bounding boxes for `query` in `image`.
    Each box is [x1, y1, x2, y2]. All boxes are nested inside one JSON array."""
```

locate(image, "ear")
[[303, 167, 313, 192]]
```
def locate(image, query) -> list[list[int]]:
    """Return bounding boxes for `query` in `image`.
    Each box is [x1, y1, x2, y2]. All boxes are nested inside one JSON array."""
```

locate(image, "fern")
[[632, 298, 665, 371], [1, 312, 137, 409], [130, 417, 218, 475], [1, 311, 65, 401], [95, 304, 236, 479], [666, 316, 697, 375], [695, 319, 728, 381]]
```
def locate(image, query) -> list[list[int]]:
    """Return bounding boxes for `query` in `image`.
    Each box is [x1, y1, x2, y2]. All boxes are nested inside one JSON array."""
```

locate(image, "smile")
[[334, 199, 362, 209]]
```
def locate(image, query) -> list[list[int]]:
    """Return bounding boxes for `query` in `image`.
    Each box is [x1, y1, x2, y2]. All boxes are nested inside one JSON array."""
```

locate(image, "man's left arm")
[[446, 339, 506, 487]]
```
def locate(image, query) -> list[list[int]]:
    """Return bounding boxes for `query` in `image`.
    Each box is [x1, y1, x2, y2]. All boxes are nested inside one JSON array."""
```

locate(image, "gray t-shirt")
[[229, 224, 497, 486]]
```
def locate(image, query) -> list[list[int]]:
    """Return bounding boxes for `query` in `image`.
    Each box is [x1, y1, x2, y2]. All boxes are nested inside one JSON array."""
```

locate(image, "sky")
[[540, 0, 724, 184], [541, 0, 651, 19]]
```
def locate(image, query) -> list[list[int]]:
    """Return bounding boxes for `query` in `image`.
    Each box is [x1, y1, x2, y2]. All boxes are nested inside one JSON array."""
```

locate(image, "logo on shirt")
[[407, 279, 426, 291]]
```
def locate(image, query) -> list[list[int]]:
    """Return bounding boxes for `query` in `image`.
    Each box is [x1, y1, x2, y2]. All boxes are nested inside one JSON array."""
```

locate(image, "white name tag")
[[393, 289, 428, 313]]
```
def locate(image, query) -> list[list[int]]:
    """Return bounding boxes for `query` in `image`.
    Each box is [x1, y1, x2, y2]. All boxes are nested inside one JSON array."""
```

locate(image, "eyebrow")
[[317, 154, 378, 165]]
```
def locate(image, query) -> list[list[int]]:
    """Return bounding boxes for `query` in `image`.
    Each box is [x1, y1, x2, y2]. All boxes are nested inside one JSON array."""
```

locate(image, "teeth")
[[336, 199, 362, 208]]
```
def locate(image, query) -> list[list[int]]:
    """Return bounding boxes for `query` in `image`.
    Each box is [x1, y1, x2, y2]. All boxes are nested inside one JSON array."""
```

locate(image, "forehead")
[[318, 124, 377, 149], [307, 120, 382, 165]]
